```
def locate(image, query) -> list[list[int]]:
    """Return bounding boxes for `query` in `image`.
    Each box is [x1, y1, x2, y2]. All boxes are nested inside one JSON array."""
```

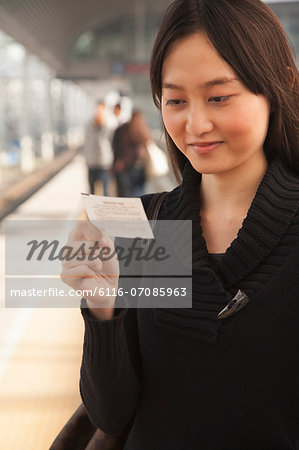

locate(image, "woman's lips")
[[188, 141, 223, 154]]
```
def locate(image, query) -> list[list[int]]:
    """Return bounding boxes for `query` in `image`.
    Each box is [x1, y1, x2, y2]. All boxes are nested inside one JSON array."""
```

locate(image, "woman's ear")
[[287, 66, 295, 89]]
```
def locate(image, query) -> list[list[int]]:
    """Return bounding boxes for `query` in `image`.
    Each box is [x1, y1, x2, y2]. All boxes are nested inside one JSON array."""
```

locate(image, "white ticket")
[[82, 194, 154, 239]]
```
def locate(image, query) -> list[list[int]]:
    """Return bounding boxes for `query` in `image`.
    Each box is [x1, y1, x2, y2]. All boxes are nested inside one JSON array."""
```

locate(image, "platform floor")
[[0, 156, 89, 450], [0, 155, 175, 449]]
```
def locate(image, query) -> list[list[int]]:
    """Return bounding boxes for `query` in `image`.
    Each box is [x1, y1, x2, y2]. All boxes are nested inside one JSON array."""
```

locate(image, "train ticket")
[[82, 193, 154, 239]]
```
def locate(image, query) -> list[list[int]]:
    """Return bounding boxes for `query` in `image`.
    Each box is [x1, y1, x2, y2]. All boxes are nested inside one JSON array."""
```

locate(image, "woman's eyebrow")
[[162, 77, 238, 90], [162, 82, 185, 91], [203, 77, 238, 87]]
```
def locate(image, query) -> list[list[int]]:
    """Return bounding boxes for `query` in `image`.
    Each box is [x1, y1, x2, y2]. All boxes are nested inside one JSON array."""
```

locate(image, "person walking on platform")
[[112, 102, 123, 128], [107, 102, 124, 132], [61, 0, 299, 448], [112, 110, 150, 197], [84, 100, 113, 196]]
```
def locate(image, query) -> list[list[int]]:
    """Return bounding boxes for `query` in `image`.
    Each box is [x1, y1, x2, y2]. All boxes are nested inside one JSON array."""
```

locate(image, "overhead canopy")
[[0, 0, 171, 79], [0, 0, 296, 97]]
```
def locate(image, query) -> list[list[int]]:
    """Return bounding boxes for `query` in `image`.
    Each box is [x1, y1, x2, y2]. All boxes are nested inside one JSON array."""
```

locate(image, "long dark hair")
[[150, 0, 299, 180]]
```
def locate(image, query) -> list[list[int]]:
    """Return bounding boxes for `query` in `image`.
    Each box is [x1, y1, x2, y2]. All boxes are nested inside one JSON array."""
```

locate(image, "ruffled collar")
[[154, 158, 299, 342], [165, 158, 299, 286]]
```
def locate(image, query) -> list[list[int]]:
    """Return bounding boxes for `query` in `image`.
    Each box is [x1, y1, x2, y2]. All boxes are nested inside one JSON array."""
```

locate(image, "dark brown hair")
[[150, 0, 299, 180]]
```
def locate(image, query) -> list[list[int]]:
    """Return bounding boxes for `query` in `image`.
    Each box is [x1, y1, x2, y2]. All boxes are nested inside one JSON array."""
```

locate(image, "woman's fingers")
[[61, 239, 117, 273], [60, 221, 119, 306], [61, 251, 103, 272], [61, 263, 117, 284], [68, 221, 111, 248], [61, 240, 106, 263], [60, 264, 98, 288]]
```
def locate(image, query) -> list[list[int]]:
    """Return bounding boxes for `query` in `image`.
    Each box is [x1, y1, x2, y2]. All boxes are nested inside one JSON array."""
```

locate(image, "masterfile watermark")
[[5, 219, 192, 308], [26, 237, 170, 267], [9, 286, 188, 298]]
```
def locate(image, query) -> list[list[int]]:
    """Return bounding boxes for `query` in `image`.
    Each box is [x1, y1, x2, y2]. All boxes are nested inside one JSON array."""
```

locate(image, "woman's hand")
[[60, 221, 119, 320]]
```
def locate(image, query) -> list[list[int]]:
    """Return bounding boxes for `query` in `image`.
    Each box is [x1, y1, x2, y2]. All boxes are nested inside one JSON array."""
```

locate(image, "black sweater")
[[80, 159, 299, 449]]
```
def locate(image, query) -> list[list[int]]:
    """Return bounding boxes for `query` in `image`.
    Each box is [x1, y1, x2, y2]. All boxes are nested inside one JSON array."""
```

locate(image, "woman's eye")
[[165, 99, 185, 106], [209, 95, 232, 104]]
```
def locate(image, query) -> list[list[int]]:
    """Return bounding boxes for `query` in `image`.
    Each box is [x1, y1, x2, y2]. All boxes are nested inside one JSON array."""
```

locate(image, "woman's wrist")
[[87, 306, 115, 321], [85, 297, 116, 321]]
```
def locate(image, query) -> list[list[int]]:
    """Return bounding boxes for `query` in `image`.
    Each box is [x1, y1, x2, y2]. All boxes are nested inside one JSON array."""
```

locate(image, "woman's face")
[[161, 32, 271, 175]]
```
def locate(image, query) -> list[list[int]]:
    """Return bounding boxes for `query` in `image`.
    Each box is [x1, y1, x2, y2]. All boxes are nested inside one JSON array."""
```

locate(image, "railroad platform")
[[0, 152, 175, 449]]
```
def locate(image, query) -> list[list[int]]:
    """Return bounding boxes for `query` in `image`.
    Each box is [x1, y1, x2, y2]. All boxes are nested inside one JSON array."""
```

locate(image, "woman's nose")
[[185, 107, 214, 136]]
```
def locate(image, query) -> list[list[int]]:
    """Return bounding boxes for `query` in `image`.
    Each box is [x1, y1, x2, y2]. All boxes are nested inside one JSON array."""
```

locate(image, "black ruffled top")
[[154, 159, 299, 342]]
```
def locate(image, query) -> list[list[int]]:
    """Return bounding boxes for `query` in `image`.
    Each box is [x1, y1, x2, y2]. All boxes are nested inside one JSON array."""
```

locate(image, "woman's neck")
[[199, 154, 268, 219], [198, 154, 268, 254]]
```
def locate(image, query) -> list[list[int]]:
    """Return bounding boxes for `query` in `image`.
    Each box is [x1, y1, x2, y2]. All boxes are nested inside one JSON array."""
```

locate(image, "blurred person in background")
[[112, 110, 150, 197], [107, 102, 124, 131], [113, 103, 122, 126], [84, 100, 113, 196]]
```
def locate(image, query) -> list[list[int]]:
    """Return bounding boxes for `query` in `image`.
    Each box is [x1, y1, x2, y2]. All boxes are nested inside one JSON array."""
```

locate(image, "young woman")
[[61, 0, 299, 448]]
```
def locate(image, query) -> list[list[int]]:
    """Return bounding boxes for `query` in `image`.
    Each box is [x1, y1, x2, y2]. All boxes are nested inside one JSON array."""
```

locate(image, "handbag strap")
[[146, 191, 168, 220]]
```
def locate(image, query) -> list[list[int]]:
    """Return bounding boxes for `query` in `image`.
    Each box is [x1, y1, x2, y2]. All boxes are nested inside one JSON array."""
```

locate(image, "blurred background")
[[0, 0, 298, 448]]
